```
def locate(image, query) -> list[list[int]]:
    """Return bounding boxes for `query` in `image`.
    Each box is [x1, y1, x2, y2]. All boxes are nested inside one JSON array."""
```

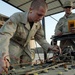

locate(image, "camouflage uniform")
[[55, 13, 75, 49], [54, 0, 75, 50], [0, 12, 52, 67]]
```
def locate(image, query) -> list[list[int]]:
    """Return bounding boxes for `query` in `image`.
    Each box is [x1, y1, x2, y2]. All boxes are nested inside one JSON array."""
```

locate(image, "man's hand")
[[70, 27, 75, 33], [48, 46, 59, 52], [0, 57, 10, 74], [55, 31, 62, 36], [52, 47, 59, 52]]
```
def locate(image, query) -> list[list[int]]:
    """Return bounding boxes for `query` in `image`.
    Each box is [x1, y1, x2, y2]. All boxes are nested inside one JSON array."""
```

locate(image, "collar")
[[21, 11, 29, 24], [64, 12, 73, 18], [20, 11, 31, 30]]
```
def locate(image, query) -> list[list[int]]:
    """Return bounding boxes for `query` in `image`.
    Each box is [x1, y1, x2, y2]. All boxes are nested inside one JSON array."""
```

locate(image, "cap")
[[63, 1, 73, 8]]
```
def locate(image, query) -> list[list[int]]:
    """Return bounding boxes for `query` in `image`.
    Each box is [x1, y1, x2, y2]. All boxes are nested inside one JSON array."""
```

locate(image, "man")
[[54, 0, 75, 49], [0, 0, 58, 74]]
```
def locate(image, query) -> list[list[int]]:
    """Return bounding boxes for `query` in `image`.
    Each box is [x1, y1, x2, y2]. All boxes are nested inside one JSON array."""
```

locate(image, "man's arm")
[[54, 19, 63, 36], [34, 23, 58, 53], [0, 12, 21, 73]]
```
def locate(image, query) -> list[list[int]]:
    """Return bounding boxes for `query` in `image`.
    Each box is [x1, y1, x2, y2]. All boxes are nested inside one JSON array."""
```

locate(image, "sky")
[[0, 0, 75, 46]]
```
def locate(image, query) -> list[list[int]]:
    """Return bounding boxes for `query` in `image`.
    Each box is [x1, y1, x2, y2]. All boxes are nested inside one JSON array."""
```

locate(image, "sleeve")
[[34, 22, 53, 53], [0, 12, 21, 60], [54, 19, 63, 35]]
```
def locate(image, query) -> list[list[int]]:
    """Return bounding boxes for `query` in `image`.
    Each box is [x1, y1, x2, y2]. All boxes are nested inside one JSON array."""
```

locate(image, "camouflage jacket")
[[0, 12, 52, 60]]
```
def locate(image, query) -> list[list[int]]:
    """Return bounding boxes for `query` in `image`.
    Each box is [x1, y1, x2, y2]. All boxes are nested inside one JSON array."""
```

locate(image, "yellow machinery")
[[68, 20, 75, 32]]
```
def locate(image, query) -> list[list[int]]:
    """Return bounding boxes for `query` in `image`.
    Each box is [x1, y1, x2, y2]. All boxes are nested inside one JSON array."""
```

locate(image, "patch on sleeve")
[[6, 19, 13, 25], [8, 21, 13, 25]]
